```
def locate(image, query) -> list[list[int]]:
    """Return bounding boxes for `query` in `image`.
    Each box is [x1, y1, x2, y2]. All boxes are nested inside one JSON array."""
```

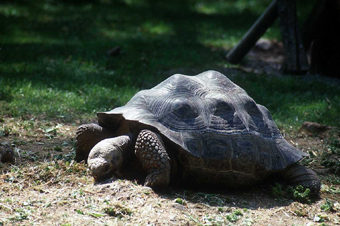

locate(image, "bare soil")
[[1, 115, 340, 226]]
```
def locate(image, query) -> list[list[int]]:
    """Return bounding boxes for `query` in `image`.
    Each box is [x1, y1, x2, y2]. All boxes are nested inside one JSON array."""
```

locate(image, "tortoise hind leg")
[[135, 129, 171, 188], [281, 163, 321, 195], [75, 123, 115, 162]]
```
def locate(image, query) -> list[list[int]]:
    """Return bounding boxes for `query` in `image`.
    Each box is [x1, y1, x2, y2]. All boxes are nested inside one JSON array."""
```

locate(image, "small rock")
[[0, 144, 15, 163], [313, 215, 321, 222], [298, 121, 337, 135], [172, 203, 186, 211], [141, 186, 153, 194], [255, 39, 272, 51]]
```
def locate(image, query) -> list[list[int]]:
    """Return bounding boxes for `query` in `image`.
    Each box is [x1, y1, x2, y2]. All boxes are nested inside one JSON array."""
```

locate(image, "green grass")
[[235, 75, 340, 129], [1, 0, 339, 129]]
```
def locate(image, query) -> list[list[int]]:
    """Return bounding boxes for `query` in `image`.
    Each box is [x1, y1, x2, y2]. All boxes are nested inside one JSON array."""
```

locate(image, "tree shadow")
[[0, 0, 262, 90], [94, 172, 297, 210]]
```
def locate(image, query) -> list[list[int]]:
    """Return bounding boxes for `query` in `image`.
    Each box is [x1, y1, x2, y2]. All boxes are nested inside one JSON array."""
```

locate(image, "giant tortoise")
[[75, 70, 320, 193]]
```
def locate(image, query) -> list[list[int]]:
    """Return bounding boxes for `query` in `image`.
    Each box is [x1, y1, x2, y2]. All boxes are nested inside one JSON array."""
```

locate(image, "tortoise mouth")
[[92, 170, 115, 183], [90, 162, 115, 182]]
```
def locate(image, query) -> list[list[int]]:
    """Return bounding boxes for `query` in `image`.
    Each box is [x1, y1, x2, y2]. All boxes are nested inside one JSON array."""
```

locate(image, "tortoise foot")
[[282, 163, 321, 195], [135, 129, 170, 188], [75, 123, 115, 162]]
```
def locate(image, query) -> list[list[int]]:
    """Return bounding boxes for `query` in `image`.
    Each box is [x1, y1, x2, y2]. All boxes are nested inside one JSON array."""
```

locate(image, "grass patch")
[[1, 0, 334, 129], [103, 203, 133, 218], [272, 183, 318, 204], [226, 209, 244, 223], [233, 74, 340, 129]]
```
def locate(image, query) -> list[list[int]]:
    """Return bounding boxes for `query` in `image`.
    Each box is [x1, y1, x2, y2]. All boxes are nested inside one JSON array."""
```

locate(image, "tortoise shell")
[[97, 70, 306, 185]]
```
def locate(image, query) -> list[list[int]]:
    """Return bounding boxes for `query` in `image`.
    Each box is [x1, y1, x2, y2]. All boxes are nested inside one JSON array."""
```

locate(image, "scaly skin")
[[134, 130, 171, 188], [76, 124, 321, 195], [281, 163, 321, 195], [88, 135, 132, 182], [76, 125, 171, 188]]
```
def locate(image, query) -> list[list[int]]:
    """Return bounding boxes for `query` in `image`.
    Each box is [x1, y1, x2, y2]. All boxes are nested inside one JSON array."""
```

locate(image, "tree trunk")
[[277, 0, 309, 74], [305, 0, 340, 77], [226, 0, 278, 64], [301, 0, 326, 51]]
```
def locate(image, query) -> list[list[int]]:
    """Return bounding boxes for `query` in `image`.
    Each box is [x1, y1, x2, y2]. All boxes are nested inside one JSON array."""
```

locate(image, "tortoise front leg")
[[76, 123, 116, 162], [282, 163, 321, 195], [135, 130, 171, 188]]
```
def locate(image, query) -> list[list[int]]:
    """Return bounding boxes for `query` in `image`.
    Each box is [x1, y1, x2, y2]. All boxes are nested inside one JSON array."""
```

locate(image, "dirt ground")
[[0, 117, 339, 226], [1, 41, 340, 225]]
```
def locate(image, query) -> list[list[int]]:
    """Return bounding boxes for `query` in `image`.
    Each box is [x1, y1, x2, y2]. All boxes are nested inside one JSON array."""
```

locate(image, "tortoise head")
[[88, 138, 124, 182]]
